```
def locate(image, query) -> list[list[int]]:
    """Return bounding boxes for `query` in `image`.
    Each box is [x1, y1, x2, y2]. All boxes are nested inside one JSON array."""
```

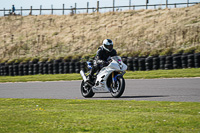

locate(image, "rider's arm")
[[111, 49, 117, 56], [96, 49, 106, 64]]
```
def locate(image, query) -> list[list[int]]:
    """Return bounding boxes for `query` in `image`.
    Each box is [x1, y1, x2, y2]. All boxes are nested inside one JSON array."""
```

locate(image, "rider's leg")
[[87, 65, 99, 81]]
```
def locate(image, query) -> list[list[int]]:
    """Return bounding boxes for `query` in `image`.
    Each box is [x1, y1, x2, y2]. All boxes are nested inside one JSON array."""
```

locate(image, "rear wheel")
[[111, 76, 125, 98], [81, 80, 95, 98]]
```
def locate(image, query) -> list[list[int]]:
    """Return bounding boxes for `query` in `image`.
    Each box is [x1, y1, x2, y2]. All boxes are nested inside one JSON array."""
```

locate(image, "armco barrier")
[[0, 53, 200, 76]]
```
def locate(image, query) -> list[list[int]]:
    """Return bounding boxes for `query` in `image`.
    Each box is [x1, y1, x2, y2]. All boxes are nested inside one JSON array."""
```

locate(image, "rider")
[[87, 39, 117, 82]]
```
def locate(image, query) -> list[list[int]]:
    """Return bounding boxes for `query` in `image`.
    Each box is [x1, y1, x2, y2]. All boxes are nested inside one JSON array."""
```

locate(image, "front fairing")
[[108, 56, 127, 71], [108, 61, 127, 71]]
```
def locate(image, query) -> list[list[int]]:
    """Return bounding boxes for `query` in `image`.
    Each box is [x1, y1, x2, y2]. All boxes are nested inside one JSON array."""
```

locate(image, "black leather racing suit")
[[89, 46, 117, 77]]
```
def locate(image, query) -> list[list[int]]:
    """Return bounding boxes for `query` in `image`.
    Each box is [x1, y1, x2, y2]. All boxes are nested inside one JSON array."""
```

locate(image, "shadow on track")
[[94, 95, 169, 99]]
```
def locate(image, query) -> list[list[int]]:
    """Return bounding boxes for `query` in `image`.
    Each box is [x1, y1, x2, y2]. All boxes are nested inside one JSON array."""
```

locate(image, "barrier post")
[[30, 6, 32, 15], [113, 0, 115, 12], [146, 0, 149, 9], [166, 0, 168, 8], [97, 1, 99, 13], [63, 4, 64, 15], [51, 5, 53, 15], [75, 3, 77, 14], [87, 2, 89, 13], [40, 5, 42, 15], [3, 8, 5, 16]]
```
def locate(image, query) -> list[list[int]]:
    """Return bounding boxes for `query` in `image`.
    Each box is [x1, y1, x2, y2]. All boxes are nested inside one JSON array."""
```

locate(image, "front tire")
[[81, 80, 95, 98], [111, 76, 125, 98]]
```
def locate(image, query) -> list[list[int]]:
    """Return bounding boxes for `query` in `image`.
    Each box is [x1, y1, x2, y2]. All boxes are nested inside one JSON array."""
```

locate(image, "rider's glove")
[[102, 61, 109, 66], [108, 59, 112, 64], [97, 60, 104, 64], [97, 60, 107, 66]]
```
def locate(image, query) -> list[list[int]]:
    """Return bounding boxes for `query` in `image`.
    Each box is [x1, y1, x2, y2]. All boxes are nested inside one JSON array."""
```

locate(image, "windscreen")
[[111, 56, 122, 62]]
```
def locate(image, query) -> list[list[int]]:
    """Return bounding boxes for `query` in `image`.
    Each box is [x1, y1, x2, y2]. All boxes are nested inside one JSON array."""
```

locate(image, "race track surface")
[[0, 78, 200, 102]]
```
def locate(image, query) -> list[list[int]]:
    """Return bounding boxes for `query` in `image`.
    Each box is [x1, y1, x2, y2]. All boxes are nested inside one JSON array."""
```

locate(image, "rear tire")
[[111, 77, 125, 98], [81, 80, 95, 98]]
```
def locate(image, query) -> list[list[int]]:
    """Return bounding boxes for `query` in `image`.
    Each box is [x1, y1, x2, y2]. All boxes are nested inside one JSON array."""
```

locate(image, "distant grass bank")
[[0, 68, 200, 83], [0, 98, 200, 133], [0, 4, 200, 60]]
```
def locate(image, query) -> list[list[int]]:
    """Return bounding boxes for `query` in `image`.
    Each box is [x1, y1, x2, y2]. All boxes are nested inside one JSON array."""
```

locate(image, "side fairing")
[[92, 67, 113, 93], [121, 62, 127, 71]]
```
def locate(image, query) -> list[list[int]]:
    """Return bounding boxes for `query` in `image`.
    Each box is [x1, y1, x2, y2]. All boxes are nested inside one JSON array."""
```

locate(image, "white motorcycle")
[[80, 56, 127, 98]]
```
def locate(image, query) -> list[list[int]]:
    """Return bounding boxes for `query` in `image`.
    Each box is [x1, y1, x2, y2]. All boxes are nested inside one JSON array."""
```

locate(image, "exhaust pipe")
[[80, 70, 87, 82]]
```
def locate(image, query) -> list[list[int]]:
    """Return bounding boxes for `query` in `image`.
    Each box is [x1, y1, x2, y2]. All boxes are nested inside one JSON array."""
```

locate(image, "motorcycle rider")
[[87, 39, 117, 82]]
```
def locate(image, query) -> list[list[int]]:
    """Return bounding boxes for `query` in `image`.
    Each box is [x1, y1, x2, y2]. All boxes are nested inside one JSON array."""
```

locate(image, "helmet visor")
[[105, 44, 113, 51]]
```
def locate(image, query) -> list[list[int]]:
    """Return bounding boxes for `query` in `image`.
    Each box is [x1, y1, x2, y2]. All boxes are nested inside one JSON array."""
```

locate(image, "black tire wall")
[[195, 53, 200, 68], [1, 53, 200, 77]]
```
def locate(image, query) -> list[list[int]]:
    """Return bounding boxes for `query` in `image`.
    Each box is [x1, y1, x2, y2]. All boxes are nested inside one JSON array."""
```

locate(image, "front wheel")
[[111, 76, 125, 98], [81, 80, 95, 98]]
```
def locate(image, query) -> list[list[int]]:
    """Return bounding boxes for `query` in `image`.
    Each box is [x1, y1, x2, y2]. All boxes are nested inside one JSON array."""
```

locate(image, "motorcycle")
[[80, 56, 127, 98]]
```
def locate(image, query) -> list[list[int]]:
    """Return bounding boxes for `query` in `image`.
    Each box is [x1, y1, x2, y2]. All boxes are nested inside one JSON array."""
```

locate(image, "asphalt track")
[[0, 78, 200, 102]]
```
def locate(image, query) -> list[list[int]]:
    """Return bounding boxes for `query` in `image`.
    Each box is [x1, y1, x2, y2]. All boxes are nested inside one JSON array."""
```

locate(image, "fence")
[[0, 1, 199, 16]]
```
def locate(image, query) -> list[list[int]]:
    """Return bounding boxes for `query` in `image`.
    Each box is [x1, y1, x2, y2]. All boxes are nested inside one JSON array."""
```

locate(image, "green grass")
[[0, 73, 82, 82], [0, 68, 200, 83], [125, 68, 200, 79], [0, 98, 200, 133]]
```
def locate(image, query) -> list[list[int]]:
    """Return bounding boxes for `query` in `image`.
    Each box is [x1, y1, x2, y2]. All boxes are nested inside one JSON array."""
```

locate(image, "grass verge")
[[125, 68, 200, 79], [0, 68, 200, 83], [0, 73, 82, 83], [0, 98, 200, 133]]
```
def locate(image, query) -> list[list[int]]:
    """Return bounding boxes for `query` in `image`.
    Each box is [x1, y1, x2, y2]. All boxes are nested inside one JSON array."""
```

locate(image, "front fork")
[[112, 71, 126, 88]]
